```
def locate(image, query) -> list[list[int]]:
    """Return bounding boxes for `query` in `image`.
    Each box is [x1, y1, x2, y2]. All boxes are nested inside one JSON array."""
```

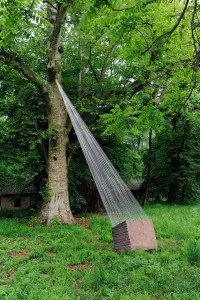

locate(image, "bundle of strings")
[[56, 81, 147, 227]]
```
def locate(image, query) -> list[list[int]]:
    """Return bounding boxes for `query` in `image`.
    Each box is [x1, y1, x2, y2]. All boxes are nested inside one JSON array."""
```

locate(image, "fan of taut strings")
[[56, 80, 147, 227]]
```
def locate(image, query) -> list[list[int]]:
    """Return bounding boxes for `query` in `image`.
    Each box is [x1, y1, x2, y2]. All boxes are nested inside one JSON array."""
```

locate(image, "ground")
[[0, 204, 199, 300]]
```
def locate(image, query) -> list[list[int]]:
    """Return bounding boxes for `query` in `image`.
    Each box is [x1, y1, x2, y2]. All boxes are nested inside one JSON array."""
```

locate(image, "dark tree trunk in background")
[[142, 128, 152, 206], [78, 36, 83, 100], [181, 181, 187, 204], [168, 115, 180, 204], [168, 180, 178, 204], [168, 117, 189, 204]]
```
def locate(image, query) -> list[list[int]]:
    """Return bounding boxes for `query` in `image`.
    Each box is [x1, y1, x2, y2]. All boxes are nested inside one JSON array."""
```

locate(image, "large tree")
[[0, 1, 74, 224]]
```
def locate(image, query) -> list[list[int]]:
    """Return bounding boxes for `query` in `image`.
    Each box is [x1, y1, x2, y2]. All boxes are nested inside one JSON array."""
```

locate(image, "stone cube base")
[[112, 219, 157, 252]]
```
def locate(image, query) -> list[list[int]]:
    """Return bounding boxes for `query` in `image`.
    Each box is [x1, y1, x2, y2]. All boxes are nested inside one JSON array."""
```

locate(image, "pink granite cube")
[[112, 219, 157, 252]]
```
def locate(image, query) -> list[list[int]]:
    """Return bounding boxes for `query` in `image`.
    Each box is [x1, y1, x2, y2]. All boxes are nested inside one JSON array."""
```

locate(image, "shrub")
[[29, 216, 43, 227], [0, 208, 36, 219], [0, 207, 13, 218], [50, 216, 63, 226]]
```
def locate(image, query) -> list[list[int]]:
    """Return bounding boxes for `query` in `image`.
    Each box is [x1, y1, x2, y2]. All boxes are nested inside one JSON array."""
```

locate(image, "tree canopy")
[[0, 0, 200, 216]]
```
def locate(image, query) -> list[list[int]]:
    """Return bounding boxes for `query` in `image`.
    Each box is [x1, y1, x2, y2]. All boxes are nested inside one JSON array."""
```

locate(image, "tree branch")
[[182, 0, 199, 105], [49, 3, 68, 49], [99, 43, 117, 86], [193, 22, 200, 30], [47, 2, 70, 81], [142, 0, 190, 54], [88, 46, 100, 85], [191, 0, 198, 60], [136, 28, 149, 48], [88, 44, 117, 95], [184, 81, 196, 105], [43, 0, 58, 11], [0, 50, 47, 95], [29, 0, 36, 10]]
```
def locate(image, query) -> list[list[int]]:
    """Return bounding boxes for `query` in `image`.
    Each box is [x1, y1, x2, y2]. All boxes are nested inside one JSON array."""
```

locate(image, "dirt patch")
[[68, 263, 93, 271], [6, 270, 15, 279], [15, 250, 29, 258], [93, 234, 101, 246], [75, 217, 90, 229], [46, 250, 55, 255], [8, 249, 30, 258]]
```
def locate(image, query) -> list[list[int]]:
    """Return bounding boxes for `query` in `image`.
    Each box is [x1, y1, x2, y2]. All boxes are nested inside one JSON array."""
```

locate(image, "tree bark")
[[78, 36, 83, 99], [41, 84, 73, 224], [40, 2, 74, 224]]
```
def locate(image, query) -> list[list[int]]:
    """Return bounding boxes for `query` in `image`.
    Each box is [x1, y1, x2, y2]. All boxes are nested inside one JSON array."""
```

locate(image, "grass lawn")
[[0, 204, 199, 300]]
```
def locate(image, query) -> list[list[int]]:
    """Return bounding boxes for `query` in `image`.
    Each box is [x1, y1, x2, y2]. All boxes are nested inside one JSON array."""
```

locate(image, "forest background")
[[0, 0, 200, 218]]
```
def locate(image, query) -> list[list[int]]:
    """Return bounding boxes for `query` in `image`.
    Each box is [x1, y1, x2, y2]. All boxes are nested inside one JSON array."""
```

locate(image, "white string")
[[56, 80, 147, 227]]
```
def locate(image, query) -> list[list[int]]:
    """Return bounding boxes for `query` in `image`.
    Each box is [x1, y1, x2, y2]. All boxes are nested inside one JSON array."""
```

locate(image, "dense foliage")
[[0, 0, 200, 211]]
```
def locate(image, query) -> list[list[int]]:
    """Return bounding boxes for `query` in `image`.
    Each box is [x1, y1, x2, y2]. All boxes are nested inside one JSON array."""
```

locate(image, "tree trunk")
[[168, 115, 178, 204], [78, 36, 83, 99], [41, 84, 74, 224], [40, 3, 74, 224], [180, 181, 187, 205], [142, 128, 152, 206], [167, 117, 189, 204], [168, 180, 177, 204]]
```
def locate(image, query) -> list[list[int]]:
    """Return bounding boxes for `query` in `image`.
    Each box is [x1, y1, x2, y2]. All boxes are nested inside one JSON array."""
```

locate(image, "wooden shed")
[[0, 182, 38, 210]]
